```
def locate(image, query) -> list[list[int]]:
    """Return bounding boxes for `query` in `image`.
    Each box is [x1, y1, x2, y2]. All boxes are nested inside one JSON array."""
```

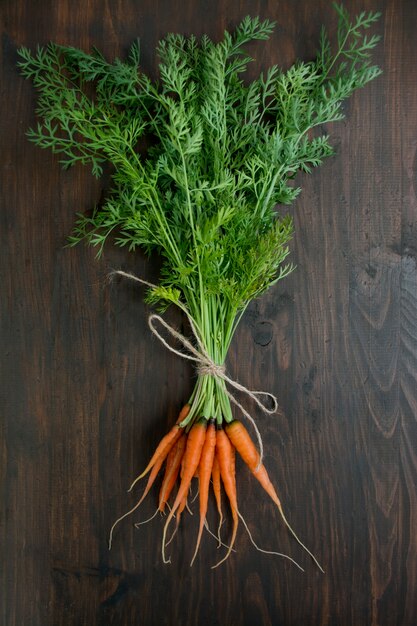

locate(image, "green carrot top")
[[17, 4, 381, 373]]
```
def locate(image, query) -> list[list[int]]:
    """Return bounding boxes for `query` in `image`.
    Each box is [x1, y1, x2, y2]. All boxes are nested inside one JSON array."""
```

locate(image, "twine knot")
[[197, 362, 226, 378]]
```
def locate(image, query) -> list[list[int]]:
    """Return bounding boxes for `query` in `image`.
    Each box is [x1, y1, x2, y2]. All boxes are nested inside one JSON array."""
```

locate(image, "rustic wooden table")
[[1, 1, 416, 624]]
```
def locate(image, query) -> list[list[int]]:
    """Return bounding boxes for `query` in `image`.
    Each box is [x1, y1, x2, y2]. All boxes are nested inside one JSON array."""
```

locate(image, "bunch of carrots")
[[109, 405, 324, 570], [18, 5, 380, 571]]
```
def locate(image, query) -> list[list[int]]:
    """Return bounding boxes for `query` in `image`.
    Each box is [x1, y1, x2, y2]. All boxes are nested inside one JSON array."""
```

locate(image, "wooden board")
[[1, 1, 416, 624]]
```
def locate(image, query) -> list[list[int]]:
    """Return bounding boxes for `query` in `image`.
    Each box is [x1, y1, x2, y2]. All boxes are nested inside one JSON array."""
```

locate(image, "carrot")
[[177, 403, 191, 423], [135, 404, 190, 483], [162, 418, 207, 562], [158, 433, 186, 512], [225, 420, 324, 572], [211, 452, 223, 546], [135, 453, 165, 507], [190, 419, 216, 565], [225, 420, 280, 504], [166, 449, 190, 547], [169, 419, 207, 515], [213, 426, 238, 568]]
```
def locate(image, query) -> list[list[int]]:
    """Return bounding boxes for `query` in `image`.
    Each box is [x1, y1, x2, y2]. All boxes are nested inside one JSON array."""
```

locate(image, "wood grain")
[[1, 1, 416, 624]]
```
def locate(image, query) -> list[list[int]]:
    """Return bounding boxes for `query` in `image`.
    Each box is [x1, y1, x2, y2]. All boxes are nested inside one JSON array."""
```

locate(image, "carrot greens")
[[18, 4, 381, 567]]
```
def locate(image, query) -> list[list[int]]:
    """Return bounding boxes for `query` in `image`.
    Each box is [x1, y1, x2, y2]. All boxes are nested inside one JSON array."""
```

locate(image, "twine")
[[110, 269, 280, 466]]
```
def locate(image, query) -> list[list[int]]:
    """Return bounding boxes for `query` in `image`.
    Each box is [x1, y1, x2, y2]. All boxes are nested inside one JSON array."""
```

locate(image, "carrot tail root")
[[238, 511, 304, 572], [277, 504, 325, 573]]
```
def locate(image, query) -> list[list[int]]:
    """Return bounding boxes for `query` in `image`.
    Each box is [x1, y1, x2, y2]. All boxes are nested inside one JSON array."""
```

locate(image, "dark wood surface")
[[1, 1, 416, 624]]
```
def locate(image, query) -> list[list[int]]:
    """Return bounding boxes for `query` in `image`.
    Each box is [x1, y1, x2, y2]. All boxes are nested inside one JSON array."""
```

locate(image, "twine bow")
[[111, 269, 280, 465]]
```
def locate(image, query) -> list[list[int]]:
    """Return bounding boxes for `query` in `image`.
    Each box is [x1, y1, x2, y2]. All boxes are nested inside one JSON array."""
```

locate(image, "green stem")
[[180, 293, 242, 428]]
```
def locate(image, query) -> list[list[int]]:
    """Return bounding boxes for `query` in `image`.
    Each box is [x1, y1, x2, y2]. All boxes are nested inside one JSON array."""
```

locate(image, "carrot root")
[[134, 509, 160, 527], [109, 498, 143, 550], [277, 504, 325, 573], [238, 511, 304, 572], [109, 456, 165, 549], [211, 507, 238, 569], [204, 520, 236, 552]]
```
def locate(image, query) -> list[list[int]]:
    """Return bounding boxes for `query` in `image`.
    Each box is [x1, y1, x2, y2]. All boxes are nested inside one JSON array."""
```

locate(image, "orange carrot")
[[162, 418, 207, 562], [158, 433, 186, 512], [211, 452, 223, 546], [225, 420, 324, 571], [166, 450, 189, 545], [169, 419, 207, 514], [136, 404, 190, 481], [213, 426, 238, 568], [225, 420, 281, 505], [135, 453, 165, 507], [190, 420, 216, 565], [177, 403, 191, 423]]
